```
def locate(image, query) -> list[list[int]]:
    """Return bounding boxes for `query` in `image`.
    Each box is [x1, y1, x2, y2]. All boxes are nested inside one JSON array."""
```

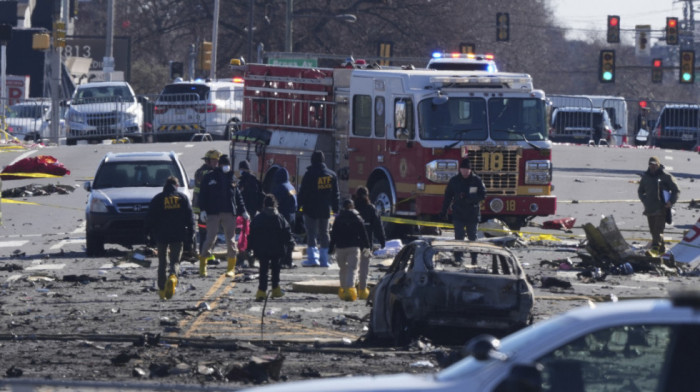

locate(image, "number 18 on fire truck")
[[230, 63, 556, 234]]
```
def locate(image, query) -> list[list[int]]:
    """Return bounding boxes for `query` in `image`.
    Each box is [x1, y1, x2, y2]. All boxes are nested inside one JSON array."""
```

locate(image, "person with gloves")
[[248, 194, 294, 301], [192, 149, 221, 261], [198, 154, 249, 277], [352, 186, 386, 300], [329, 198, 370, 302], [298, 150, 339, 267], [145, 176, 194, 300], [441, 157, 486, 265]]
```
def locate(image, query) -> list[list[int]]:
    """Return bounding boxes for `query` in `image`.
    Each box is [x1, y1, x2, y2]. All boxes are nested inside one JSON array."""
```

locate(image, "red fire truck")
[[230, 63, 556, 233]]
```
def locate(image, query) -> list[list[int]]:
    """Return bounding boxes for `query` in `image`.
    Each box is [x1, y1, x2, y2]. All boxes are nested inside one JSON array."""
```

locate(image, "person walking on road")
[[441, 157, 486, 264], [638, 156, 680, 255], [298, 150, 339, 267], [192, 149, 221, 262], [329, 199, 370, 302], [248, 194, 294, 301], [198, 154, 250, 277], [352, 186, 385, 300], [145, 176, 195, 300], [271, 167, 298, 268]]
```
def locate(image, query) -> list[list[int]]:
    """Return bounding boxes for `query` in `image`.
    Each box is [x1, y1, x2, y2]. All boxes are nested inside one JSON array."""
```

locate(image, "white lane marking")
[[49, 239, 85, 250], [9, 150, 38, 166], [25, 264, 66, 271], [184, 144, 195, 148], [0, 240, 30, 248], [71, 221, 86, 234]]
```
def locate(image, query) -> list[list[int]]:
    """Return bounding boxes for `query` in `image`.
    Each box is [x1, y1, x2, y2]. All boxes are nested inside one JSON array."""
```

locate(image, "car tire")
[[86, 232, 105, 257], [391, 306, 411, 346], [370, 179, 405, 240]]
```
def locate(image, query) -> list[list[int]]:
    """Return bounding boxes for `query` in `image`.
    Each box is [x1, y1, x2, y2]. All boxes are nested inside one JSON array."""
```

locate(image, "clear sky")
[[549, 0, 686, 42]]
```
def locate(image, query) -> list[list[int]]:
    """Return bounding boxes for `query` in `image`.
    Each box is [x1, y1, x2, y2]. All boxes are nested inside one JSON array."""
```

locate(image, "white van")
[[152, 79, 243, 141]]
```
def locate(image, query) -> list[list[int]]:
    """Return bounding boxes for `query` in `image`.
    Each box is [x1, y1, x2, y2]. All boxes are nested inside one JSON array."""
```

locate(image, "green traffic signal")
[[602, 71, 613, 81], [682, 72, 692, 82]]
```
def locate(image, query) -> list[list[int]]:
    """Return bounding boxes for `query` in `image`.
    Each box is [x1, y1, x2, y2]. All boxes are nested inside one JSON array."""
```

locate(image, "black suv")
[[651, 104, 700, 150], [83, 151, 192, 256]]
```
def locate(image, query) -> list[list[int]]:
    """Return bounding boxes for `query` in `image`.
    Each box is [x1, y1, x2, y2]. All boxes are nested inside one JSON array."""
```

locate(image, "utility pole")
[[210, 0, 220, 80], [104, 0, 115, 81]]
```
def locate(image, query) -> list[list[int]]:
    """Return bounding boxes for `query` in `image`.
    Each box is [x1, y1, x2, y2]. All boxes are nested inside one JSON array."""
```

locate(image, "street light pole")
[[285, 0, 293, 52], [210, 0, 220, 80]]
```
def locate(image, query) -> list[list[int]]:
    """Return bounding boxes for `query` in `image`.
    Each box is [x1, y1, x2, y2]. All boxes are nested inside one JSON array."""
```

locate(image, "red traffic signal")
[[653, 59, 662, 68], [652, 58, 663, 83], [666, 17, 679, 45], [639, 100, 648, 109], [607, 15, 620, 43]]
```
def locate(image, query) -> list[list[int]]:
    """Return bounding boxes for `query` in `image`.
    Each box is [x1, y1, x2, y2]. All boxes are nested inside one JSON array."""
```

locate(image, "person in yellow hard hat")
[[193, 149, 221, 275]]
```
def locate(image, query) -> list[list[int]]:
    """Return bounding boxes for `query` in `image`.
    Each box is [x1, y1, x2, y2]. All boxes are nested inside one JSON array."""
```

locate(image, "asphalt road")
[[0, 141, 698, 389]]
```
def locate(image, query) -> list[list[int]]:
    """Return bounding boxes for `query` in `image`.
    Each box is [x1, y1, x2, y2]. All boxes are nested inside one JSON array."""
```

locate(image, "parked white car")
[[66, 81, 144, 145], [241, 290, 700, 392], [5, 100, 66, 142], [152, 79, 243, 141]]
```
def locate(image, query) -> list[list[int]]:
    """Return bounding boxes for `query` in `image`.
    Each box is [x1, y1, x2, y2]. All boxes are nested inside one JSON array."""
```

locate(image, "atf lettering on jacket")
[[164, 195, 182, 210], [317, 176, 333, 190]]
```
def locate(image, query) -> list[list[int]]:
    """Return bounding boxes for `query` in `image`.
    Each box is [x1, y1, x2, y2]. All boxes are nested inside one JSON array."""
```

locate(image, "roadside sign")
[[268, 58, 318, 67]]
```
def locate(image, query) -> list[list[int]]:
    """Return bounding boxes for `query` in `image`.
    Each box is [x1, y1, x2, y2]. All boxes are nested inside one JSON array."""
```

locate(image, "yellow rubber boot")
[[344, 287, 358, 302], [158, 290, 166, 300], [338, 287, 345, 300], [255, 289, 266, 302], [225, 256, 237, 277], [358, 287, 370, 300], [165, 274, 178, 299], [271, 287, 285, 298], [199, 256, 208, 277]]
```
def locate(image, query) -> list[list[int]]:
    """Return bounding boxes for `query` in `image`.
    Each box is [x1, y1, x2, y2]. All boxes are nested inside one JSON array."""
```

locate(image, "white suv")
[[66, 81, 144, 145], [152, 79, 243, 141]]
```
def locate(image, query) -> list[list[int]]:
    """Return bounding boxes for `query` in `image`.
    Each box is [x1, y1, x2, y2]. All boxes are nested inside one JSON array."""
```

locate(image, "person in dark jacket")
[[352, 186, 386, 300], [329, 199, 370, 302], [441, 157, 486, 264], [192, 149, 221, 261], [298, 150, 340, 267], [638, 156, 680, 254], [198, 155, 250, 278], [145, 176, 194, 300], [271, 167, 298, 268], [238, 160, 262, 216], [248, 194, 294, 301]]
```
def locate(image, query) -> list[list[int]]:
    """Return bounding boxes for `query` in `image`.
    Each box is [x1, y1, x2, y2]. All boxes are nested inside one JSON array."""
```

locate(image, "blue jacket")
[[198, 168, 247, 216], [271, 168, 297, 223], [298, 162, 339, 219]]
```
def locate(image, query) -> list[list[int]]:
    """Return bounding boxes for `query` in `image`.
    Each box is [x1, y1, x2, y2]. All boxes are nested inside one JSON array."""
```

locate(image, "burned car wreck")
[[367, 238, 535, 344]]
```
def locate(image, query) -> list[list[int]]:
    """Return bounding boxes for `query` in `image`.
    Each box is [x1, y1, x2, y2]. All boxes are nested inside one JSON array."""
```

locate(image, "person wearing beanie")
[[352, 186, 386, 300], [192, 149, 221, 262], [638, 156, 680, 255], [298, 150, 340, 267], [248, 194, 294, 301], [329, 198, 370, 302], [271, 167, 298, 268], [198, 154, 250, 278], [441, 157, 486, 264], [145, 176, 194, 300]]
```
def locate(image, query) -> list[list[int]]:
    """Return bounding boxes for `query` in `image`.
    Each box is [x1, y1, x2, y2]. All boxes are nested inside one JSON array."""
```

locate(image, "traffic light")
[[639, 100, 648, 109], [652, 58, 663, 84], [599, 50, 615, 83], [169, 61, 184, 80], [459, 43, 475, 54], [607, 15, 620, 43], [496, 12, 510, 42], [198, 41, 212, 71], [377, 41, 393, 66], [666, 17, 679, 45], [53, 20, 66, 48], [680, 50, 695, 83]]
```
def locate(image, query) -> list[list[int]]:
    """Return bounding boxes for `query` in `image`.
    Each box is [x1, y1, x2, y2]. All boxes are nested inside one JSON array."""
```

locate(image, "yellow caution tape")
[[0, 172, 64, 178], [1, 198, 39, 205]]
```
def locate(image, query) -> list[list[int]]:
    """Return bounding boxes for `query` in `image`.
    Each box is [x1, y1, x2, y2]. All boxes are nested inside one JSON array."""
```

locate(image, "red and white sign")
[[671, 217, 700, 265], [2, 75, 30, 105]]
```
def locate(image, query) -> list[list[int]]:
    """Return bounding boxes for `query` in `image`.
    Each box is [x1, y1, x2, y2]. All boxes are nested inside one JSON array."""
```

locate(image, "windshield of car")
[[418, 97, 487, 140], [73, 86, 134, 104], [488, 98, 547, 141], [92, 161, 183, 189], [159, 84, 210, 101], [7, 105, 48, 119]]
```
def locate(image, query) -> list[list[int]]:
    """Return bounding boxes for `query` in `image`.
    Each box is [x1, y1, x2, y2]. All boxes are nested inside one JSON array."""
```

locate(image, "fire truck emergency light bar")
[[429, 75, 533, 90]]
